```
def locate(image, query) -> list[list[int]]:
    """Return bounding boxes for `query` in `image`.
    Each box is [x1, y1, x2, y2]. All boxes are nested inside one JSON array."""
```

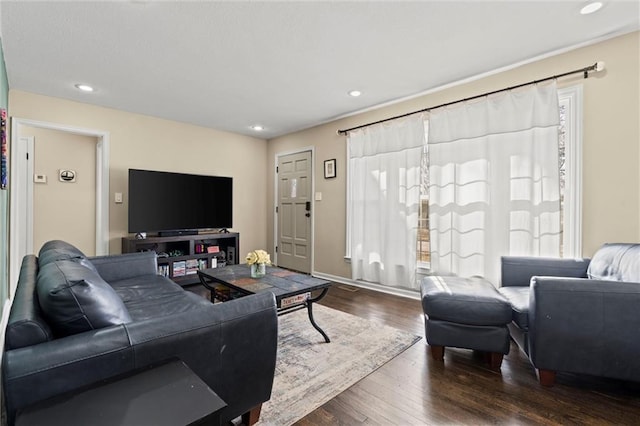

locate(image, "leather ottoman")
[[420, 275, 512, 369]]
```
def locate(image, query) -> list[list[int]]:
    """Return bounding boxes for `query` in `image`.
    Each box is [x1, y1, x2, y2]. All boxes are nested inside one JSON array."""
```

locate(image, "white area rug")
[[257, 304, 421, 425]]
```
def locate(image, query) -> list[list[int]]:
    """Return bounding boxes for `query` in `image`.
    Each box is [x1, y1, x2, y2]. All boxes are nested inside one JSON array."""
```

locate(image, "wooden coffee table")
[[198, 264, 332, 343]]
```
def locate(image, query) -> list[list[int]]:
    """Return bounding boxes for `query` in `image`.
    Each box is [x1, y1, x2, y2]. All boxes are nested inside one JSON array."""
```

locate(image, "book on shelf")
[[157, 265, 169, 277], [185, 259, 199, 275], [207, 245, 220, 253], [173, 260, 186, 277]]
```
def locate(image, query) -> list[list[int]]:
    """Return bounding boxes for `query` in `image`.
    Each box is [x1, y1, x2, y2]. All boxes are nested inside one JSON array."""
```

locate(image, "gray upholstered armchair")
[[499, 243, 640, 386]]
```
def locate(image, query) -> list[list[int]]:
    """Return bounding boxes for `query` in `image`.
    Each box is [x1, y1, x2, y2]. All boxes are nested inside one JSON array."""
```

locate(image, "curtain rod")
[[337, 61, 604, 135]]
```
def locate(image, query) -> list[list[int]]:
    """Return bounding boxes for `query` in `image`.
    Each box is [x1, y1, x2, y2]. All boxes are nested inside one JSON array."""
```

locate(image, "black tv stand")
[[122, 233, 239, 286], [159, 230, 198, 237]]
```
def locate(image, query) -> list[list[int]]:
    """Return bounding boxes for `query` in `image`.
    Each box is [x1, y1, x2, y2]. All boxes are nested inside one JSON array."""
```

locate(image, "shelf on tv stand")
[[122, 232, 239, 286]]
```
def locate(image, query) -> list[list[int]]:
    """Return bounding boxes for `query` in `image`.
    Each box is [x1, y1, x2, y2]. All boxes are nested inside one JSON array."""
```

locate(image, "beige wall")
[[24, 126, 97, 255], [8, 32, 638, 276], [267, 31, 640, 280], [10, 91, 269, 255]]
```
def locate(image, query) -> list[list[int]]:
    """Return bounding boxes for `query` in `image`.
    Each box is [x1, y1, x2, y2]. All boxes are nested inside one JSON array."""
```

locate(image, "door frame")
[[273, 146, 315, 274], [9, 118, 110, 296]]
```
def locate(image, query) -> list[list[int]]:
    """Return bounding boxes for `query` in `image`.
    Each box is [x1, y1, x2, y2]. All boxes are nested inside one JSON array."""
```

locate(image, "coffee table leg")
[[197, 273, 216, 303], [307, 288, 330, 343]]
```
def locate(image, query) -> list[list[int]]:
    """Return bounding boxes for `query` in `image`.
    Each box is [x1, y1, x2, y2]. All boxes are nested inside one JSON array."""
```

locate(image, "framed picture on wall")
[[324, 159, 336, 179]]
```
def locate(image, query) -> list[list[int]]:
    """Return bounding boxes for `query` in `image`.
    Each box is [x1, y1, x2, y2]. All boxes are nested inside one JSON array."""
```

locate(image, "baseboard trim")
[[311, 271, 420, 301]]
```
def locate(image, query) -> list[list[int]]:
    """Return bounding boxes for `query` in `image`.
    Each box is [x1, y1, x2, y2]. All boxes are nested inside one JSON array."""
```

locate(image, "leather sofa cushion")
[[109, 274, 185, 302], [498, 286, 530, 329], [421, 276, 512, 326], [110, 274, 210, 321], [588, 243, 640, 282], [38, 240, 98, 272], [124, 287, 211, 321], [37, 260, 132, 337]]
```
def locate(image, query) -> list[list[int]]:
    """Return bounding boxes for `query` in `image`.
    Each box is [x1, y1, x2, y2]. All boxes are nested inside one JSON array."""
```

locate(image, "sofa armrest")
[[3, 291, 278, 425], [500, 256, 590, 287], [528, 277, 640, 380], [3, 325, 134, 422], [124, 291, 278, 423], [89, 251, 158, 282]]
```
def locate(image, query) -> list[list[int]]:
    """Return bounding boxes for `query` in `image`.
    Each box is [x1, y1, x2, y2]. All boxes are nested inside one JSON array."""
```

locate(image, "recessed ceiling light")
[[348, 90, 362, 97], [74, 84, 94, 92], [251, 125, 264, 131], [580, 1, 603, 15]]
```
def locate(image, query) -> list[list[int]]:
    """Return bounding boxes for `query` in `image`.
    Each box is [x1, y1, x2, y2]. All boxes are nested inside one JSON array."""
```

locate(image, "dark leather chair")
[[499, 243, 640, 386]]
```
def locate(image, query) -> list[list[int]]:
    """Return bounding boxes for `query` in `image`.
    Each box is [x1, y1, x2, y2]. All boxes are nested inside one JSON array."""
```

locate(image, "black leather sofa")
[[499, 243, 640, 386], [2, 240, 278, 425]]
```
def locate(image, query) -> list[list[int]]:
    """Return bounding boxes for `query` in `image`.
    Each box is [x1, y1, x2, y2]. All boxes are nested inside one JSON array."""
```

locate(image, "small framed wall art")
[[324, 159, 336, 179]]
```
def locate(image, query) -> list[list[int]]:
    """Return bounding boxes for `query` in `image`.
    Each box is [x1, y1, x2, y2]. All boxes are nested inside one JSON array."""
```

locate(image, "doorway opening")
[[9, 118, 109, 296]]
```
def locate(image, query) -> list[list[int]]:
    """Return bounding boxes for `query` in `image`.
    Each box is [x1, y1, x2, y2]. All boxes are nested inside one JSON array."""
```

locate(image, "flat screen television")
[[128, 168, 233, 235]]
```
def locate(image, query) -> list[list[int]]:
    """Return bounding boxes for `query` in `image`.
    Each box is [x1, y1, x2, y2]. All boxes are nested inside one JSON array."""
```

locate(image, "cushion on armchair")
[[587, 243, 640, 282], [498, 286, 529, 329], [37, 260, 132, 337]]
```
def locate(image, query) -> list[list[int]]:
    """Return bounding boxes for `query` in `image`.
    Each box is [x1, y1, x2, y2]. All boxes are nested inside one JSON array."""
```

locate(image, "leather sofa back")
[[588, 243, 640, 282]]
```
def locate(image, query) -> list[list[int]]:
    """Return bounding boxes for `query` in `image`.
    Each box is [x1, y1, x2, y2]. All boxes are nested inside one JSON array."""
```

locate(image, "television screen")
[[128, 169, 233, 234]]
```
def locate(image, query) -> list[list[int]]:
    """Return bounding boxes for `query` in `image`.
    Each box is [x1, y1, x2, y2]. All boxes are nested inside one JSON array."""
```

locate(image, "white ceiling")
[[1, 1, 638, 139]]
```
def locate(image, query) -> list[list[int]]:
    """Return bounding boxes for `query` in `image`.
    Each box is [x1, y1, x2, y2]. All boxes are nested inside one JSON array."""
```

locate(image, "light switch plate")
[[315, 192, 322, 201], [115, 192, 123, 204]]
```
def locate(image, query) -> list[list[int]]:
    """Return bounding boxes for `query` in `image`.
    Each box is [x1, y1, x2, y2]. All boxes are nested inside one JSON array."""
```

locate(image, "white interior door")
[[276, 150, 312, 273], [16, 137, 35, 255]]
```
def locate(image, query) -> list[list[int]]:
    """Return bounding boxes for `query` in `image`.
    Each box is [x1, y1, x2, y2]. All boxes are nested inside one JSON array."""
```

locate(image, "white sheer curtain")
[[428, 82, 561, 285], [348, 115, 426, 289]]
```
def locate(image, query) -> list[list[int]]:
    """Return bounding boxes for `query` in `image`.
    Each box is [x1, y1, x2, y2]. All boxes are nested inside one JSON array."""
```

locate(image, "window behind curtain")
[[347, 115, 425, 289], [416, 85, 583, 266]]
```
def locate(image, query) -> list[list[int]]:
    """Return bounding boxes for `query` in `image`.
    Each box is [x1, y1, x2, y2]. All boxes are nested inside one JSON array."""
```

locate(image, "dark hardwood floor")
[[295, 284, 640, 425]]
